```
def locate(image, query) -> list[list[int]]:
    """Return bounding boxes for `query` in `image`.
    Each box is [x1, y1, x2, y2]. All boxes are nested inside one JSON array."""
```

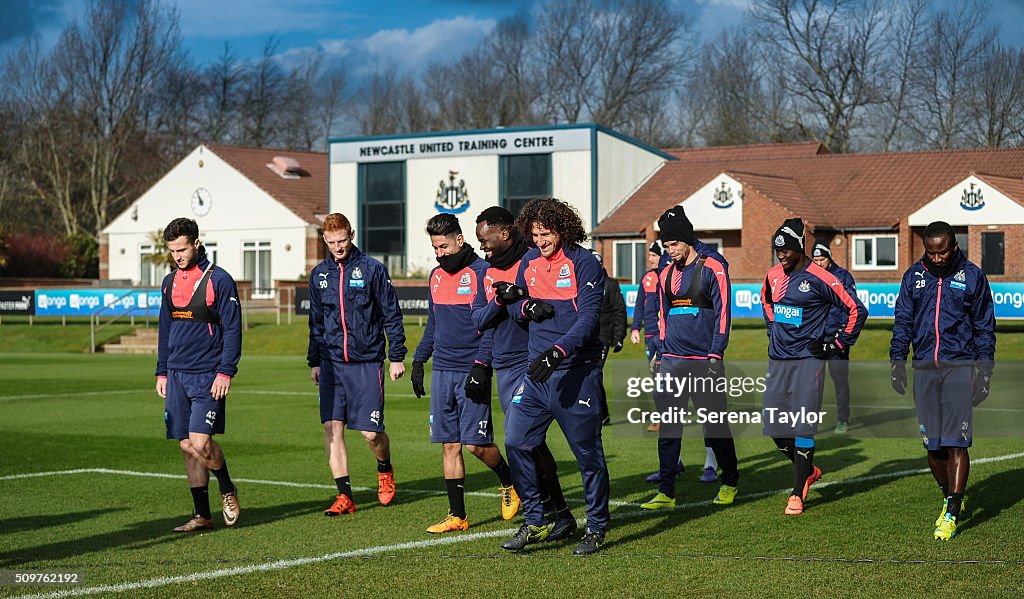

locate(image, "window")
[[852, 235, 897, 270], [361, 162, 405, 274], [701, 238, 723, 255], [982, 232, 1004, 275], [955, 231, 968, 259], [613, 240, 647, 283], [139, 244, 163, 287], [243, 241, 272, 298], [204, 242, 218, 265], [501, 154, 551, 217]]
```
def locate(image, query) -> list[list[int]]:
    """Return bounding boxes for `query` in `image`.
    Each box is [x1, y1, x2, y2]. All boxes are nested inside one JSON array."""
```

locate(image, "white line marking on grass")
[[0, 466, 630, 503], [0, 469, 103, 480], [9, 450, 1024, 598], [13, 528, 517, 599], [0, 390, 140, 402]]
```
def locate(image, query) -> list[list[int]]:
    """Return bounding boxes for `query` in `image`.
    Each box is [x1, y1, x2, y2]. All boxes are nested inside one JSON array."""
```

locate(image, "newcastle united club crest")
[[713, 182, 735, 209], [435, 170, 470, 214], [960, 183, 984, 211]]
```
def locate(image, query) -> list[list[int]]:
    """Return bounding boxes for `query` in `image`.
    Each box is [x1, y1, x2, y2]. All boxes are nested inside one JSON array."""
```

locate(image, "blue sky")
[[0, 0, 755, 77], [2, 0, 1022, 80]]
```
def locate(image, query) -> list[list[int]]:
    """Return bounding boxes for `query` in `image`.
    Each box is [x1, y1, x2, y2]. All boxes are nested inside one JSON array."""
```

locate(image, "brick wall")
[[99, 234, 110, 280], [305, 225, 324, 274], [602, 199, 1022, 285]]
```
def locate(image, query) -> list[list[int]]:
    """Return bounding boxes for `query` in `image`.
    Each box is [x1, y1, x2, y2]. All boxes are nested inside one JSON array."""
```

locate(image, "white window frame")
[[851, 234, 898, 271], [204, 241, 218, 266], [613, 240, 646, 283], [138, 243, 162, 287], [243, 240, 273, 298]]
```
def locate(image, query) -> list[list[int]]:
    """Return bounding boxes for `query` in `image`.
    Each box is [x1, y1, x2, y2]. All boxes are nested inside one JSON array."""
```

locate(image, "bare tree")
[[3, 37, 88, 236], [533, 0, 689, 129], [908, 1, 994, 149], [238, 38, 287, 147], [861, 0, 928, 151], [316, 65, 349, 144], [199, 44, 244, 144], [53, 0, 183, 235], [688, 28, 777, 146], [533, 0, 603, 123], [619, 89, 685, 148], [487, 16, 542, 125], [751, 0, 889, 153], [279, 52, 326, 151], [355, 65, 427, 135], [966, 46, 1024, 148], [152, 59, 205, 158], [589, 0, 690, 129]]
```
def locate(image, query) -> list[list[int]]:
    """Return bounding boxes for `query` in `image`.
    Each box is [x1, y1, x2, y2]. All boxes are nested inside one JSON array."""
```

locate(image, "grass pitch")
[[1, 320, 1023, 598]]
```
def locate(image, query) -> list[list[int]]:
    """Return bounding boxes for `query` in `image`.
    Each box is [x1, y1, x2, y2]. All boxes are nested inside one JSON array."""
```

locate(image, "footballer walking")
[[889, 221, 995, 540], [413, 213, 520, 533], [640, 208, 741, 510], [307, 213, 406, 516], [473, 206, 577, 545], [489, 197, 611, 555], [760, 218, 866, 516], [155, 217, 242, 532]]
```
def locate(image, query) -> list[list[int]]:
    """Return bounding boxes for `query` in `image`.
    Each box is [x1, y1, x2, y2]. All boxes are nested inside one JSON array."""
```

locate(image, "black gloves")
[[528, 346, 566, 383], [707, 357, 725, 379], [973, 363, 993, 406], [890, 360, 907, 395], [493, 282, 528, 304], [613, 341, 624, 353], [464, 363, 492, 402], [523, 299, 555, 322], [808, 334, 843, 360], [411, 361, 426, 398]]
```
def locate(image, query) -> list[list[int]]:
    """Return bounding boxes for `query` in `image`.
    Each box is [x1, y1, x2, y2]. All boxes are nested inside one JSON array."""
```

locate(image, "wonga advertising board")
[[623, 282, 1024, 320], [34, 289, 161, 317]]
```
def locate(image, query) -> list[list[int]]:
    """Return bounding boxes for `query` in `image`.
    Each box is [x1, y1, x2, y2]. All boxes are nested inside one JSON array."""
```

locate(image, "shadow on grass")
[[0, 508, 125, 535], [0, 500, 323, 568], [962, 467, 1024, 532]]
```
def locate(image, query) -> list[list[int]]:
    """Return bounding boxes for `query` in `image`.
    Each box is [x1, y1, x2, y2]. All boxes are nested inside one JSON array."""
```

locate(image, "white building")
[[101, 144, 327, 296], [328, 124, 674, 275]]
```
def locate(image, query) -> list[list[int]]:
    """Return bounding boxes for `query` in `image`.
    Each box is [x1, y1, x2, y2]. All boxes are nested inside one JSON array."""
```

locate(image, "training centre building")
[[594, 142, 1024, 286], [101, 144, 328, 296], [327, 124, 674, 275], [97, 128, 1024, 319]]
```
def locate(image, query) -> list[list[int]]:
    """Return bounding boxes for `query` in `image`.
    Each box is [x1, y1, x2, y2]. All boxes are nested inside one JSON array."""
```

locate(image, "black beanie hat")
[[812, 238, 832, 259], [648, 241, 662, 255], [658, 206, 695, 244], [772, 218, 805, 252]]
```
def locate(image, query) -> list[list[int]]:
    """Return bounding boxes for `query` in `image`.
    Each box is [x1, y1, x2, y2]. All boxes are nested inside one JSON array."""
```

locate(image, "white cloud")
[[318, 15, 496, 78]]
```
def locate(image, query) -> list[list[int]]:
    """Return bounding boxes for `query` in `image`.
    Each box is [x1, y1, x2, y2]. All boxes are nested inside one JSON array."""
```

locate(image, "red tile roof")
[[975, 173, 1024, 207], [596, 146, 1024, 235], [207, 144, 328, 224]]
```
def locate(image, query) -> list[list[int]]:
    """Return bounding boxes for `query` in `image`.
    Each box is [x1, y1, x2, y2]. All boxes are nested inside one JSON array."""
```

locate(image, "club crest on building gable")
[[712, 182, 735, 209], [435, 170, 470, 214], [960, 182, 984, 211]]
